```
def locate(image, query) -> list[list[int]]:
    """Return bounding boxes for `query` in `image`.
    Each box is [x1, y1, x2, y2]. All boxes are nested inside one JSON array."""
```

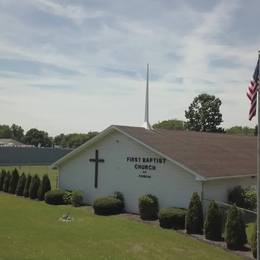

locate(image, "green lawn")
[[0, 193, 242, 260]]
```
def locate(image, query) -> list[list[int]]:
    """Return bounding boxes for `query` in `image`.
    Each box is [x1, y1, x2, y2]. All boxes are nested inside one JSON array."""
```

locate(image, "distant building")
[[0, 138, 33, 147]]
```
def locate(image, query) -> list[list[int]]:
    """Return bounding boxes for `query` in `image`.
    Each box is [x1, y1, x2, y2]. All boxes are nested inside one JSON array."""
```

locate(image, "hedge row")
[[0, 169, 51, 201]]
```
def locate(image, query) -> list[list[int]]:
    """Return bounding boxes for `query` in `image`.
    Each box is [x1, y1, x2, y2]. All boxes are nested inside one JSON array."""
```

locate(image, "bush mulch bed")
[[120, 212, 253, 260]]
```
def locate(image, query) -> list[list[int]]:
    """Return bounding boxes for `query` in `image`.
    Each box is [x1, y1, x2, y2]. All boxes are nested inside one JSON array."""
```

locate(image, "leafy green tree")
[[37, 174, 51, 201], [0, 125, 12, 138], [204, 201, 222, 241], [3, 171, 11, 192], [226, 126, 255, 136], [225, 205, 247, 249], [29, 174, 41, 199], [23, 174, 32, 197], [185, 94, 223, 132], [8, 168, 19, 194], [186, 192, 203, 234], [24, 128, 52, 147], [153, 119, 186, 130], [54, 132, 98, 148], [10, 124, 24, 141], [0, 169, 7, 191], [15, 173, 26, 196]]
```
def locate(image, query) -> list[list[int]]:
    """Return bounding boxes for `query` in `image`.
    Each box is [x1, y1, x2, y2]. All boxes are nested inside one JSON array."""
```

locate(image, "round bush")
[[138, 194, 159, 220], [159, 208, 187, 229], [71, 191, 84, 207], [45, 190, 65, 205], [93, 196, 123, 215], [113, 191, 125, 211], [225, 205, 247, 250], [204, 201, 222, 241]]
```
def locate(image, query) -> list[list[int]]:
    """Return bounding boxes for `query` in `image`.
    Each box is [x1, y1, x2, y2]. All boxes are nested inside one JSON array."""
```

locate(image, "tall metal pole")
[[257, 50, 260, 260]]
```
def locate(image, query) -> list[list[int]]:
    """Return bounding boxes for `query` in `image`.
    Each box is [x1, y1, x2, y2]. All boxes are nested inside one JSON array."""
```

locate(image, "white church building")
[[52, 65, 256, 213], [52, 125, 256, 213]]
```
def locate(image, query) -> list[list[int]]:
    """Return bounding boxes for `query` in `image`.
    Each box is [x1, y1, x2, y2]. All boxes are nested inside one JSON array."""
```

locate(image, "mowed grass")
[[0, 193, 242, 260]]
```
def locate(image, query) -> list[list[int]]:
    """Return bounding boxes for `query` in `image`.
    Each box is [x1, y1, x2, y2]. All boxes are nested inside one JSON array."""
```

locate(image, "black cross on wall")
[[89, 150, 105, 188]]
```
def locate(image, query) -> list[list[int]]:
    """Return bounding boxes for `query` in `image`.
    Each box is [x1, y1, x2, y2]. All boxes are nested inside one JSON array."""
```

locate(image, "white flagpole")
[[257, 50, 260, 260]]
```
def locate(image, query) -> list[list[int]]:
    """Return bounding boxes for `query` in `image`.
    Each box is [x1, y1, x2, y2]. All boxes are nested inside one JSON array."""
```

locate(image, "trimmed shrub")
[[29, 174, 41, 199], [3, 172, 11, 192], [138, 194, 159, 220], [15, 173, 26, 196], [251, 223, 257, 258], [63, 190, 72, 204], [225, 205, 247, 250], [0, 169, 7, 191], [204, 201, 222, 241], [113, 191, 125, 211], [244, 187, 257, 211], [186, 192, 203, 234], [23, 175, 32, 197], [45, 190, 65, 205], [159, 207, 187, 229], [228, 186, 245, 208], [93, 196, 123, 215], [71, 191, 84, 207], [8, 168, 19, 194], [37, 174, 51, 201]]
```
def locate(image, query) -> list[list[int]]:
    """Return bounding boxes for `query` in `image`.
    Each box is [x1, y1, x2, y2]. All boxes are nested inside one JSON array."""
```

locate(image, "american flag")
[[247, 58, 259, 120]]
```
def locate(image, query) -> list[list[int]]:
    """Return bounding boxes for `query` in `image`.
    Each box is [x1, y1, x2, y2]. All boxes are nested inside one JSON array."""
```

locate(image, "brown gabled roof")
[[115, 125, 256, 179]]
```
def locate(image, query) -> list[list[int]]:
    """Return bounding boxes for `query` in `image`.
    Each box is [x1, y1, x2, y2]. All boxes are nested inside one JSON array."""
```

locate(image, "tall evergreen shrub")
[[29, 174, 41, 199], [8, 168, 19, 194], [0, 169, 6, 191], [186, 192, 203, 234], [15, 173, 26, 196], [3, 172, 11, 192], [225, 205, 247, 250], [204, 201, 222, 240], [23, 174, 32, 197], [37, 174, 51, 201]]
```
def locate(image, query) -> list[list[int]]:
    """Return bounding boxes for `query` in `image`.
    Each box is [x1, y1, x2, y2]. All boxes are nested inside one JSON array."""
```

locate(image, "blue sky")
[[0, 0, 259, 135]]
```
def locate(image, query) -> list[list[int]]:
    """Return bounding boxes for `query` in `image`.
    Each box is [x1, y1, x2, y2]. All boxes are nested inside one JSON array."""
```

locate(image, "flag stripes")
[[247, 59, 259, 121]]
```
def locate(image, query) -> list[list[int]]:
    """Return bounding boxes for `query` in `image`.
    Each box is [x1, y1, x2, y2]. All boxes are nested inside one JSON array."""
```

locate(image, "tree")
[[29, 174, 41, 199], [226, 126, 255, 136], [186, 192, 203, 234], [8, 168, 19, 194], [204, 201, 222, 241], [225, 205, 247, 249], [24, 128, 52, 147], [10, 124, 24, 141], [153, 119, 186, 130], [15, 173, 26, 196], [0, 169, 6, 191], [37, 174, 51, 201], [23, 174, 32, 197], [0, 125, 12, 138], [251, 223, 257, 258], [185, 94, 223, 132], [54, 132, 98, 148], [3, 171, 11, 192]]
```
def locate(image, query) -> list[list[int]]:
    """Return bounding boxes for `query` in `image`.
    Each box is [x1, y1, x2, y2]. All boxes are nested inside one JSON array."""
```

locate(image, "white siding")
[[203, 177, 256, 202], [59, 130, 201, 213]]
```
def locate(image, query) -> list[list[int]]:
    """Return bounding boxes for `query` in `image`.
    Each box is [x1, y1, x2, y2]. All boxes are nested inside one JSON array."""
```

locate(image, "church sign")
[[126, 156, 166, 178]]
